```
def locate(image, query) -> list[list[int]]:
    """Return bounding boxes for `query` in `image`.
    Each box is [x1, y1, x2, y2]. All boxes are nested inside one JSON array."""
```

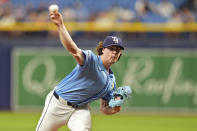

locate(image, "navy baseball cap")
[[103, 36, 124, 50]]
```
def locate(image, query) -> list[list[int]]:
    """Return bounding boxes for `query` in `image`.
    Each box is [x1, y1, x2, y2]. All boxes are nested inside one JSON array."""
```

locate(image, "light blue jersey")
[[55, 50, 116, 106]]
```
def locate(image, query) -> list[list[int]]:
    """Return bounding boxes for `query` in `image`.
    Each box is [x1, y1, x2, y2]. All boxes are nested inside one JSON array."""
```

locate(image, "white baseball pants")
[[35, 90, 91, 131]]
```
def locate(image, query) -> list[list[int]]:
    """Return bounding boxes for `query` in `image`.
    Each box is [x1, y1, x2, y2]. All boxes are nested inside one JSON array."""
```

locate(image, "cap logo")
[[112, 36, 119, 44]]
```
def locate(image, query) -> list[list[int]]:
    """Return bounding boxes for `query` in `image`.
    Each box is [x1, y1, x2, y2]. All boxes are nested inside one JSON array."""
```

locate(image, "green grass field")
[[0, 111, 197, 131]]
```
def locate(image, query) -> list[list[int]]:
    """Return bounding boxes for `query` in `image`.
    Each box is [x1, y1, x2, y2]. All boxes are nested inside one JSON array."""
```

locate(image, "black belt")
[[53, 91, 79, 108]]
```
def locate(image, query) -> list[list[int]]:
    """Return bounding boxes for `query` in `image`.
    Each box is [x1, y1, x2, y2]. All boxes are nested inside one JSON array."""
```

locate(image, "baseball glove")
[[109, 86, 132, 108]]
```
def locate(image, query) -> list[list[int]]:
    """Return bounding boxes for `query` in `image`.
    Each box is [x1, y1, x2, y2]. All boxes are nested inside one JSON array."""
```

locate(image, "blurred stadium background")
[[0, 0, 197, 130]]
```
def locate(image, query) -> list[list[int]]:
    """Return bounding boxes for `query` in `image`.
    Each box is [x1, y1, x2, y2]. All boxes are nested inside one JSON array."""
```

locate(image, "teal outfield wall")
[[11, 47, 197, 111]]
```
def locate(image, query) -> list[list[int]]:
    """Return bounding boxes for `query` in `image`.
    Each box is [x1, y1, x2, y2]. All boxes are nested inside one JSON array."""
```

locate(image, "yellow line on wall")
[[0, 22, 197, 32]]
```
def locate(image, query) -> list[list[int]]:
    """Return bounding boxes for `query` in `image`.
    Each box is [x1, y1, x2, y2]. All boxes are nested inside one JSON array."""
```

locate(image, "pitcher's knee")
[[69, 126, 91, 131]]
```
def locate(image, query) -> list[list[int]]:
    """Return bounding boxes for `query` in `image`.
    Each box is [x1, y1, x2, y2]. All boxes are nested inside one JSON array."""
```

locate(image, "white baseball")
[[49, 4, 59, 12]]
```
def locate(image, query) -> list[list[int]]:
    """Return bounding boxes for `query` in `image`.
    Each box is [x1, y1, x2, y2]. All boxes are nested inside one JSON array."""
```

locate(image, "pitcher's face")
[[102, 46, 122, 64]]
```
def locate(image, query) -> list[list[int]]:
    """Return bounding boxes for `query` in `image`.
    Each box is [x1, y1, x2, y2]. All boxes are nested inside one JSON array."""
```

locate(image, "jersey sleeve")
[[81, 50, 97, 69], [102, 90, 114, 101], [102, 84, 117, 101]]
